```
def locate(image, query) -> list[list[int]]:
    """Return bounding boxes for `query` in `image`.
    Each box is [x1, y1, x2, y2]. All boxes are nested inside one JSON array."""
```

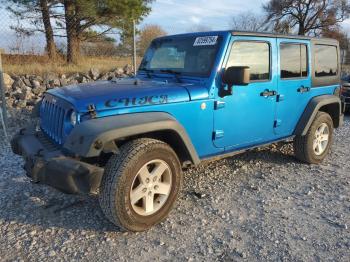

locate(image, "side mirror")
[[220, 66, 250, 97]]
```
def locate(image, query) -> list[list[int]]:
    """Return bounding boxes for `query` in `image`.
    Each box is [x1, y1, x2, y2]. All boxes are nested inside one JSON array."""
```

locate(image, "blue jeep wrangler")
[[12, 31, 344, 231]]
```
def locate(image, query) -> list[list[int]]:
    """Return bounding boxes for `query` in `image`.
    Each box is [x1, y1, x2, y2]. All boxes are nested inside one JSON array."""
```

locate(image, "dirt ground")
[[0, 116, 349, 261]]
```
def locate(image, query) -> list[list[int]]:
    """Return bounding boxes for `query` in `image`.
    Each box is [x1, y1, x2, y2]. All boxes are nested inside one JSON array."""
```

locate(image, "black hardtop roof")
[[231, 30, 339, 44]]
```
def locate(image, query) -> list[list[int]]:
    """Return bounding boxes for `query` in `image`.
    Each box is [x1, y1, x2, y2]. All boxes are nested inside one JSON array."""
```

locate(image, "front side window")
[[226, 41, 270, 81], [315, 45, 338, 77], [280, 43, 308, 79], [139, 36, 222, 76]]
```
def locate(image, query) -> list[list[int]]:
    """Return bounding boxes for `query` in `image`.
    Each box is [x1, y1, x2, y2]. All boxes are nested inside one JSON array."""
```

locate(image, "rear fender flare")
[[294, 95, 342, 136]]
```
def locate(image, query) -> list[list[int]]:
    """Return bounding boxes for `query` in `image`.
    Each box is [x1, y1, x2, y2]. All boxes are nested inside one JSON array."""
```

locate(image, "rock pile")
[[3, 65, 132, 108], [1, 65, 133, 127]]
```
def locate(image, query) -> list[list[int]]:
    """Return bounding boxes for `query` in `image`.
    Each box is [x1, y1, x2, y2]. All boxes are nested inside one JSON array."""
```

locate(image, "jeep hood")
[[47, 78, 209, 112]]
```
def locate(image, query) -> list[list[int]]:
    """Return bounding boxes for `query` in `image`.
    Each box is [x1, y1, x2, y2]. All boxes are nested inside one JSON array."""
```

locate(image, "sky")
[[142, 0, 350, 33], [141, 0, 270, 34], [0, 0, 350, 53]]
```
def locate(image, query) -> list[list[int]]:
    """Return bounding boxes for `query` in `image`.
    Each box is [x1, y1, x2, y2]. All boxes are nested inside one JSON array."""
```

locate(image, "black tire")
[[293, 111, 334, 164], [99, 138, 183, 232]]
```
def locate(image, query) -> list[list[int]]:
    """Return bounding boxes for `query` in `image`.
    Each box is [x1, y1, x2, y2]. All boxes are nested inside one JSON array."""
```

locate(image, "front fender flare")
[[63, 112, 200, 165]]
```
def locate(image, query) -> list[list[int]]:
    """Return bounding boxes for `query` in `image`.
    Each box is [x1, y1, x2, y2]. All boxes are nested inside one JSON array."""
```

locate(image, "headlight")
[[69, 111, 77, 126]]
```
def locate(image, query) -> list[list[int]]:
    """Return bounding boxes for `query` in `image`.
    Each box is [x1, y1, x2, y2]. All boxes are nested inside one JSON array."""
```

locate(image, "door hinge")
[[277, 94, 285, 102], [274, 119, 282, 127], [213, 130, 224, 139], [214, 101, 226, 110]]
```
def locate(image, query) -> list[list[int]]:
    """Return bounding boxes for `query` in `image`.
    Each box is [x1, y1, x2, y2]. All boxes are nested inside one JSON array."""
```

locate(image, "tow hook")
[[36, 149, 44, 157], [19, 128, 26, 135]]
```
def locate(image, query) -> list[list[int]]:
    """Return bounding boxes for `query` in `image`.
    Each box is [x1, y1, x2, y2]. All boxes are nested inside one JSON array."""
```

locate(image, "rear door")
[[275, 39, 312, 136]]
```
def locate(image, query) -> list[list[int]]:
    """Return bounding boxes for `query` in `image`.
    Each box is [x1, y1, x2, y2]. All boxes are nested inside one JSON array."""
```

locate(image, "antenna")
[[133, 20, 137, 76]]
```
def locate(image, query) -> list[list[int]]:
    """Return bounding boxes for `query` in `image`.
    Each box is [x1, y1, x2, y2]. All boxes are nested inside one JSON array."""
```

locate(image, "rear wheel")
[[99, 138, 182, 232], [293, 112, 334, 164]]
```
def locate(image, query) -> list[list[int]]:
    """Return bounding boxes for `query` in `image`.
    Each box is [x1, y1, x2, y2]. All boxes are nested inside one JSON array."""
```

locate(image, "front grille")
[[40, 95, 69, 145]]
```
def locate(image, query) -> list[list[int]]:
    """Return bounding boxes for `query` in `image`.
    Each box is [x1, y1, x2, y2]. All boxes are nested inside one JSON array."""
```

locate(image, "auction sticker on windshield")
[[193, 36, 218, 46]]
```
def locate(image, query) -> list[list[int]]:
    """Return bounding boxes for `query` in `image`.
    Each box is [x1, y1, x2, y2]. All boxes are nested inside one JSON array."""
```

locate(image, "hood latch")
[[87, 104, 97, 119]]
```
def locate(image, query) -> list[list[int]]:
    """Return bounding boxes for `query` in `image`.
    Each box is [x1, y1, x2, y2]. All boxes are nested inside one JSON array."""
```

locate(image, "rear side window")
[[227, 41, 270, 81], [280, 43, 308, 79], [315, 45, 338, 77]]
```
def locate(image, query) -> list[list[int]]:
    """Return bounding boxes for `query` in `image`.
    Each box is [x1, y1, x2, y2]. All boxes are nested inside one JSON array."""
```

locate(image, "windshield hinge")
[[87, 104, 97, 119]]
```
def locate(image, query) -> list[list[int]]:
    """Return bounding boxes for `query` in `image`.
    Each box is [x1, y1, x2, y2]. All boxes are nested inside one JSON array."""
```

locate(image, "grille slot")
[[37, 132, 60, 152], [41, 96, 68, 145]]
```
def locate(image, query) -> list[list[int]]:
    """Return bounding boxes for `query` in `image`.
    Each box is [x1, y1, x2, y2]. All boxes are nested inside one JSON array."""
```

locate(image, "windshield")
[[139, 35, 222, 77]]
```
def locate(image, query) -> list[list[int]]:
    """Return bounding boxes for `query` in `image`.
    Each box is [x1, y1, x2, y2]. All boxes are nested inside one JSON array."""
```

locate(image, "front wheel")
[[99, 138, 182, 232], [293, 111, 334, 164]]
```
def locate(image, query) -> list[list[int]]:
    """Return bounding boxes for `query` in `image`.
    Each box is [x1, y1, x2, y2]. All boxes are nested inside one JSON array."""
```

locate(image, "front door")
[[213, 36, 278, 150], [275, 39, 312, 136]]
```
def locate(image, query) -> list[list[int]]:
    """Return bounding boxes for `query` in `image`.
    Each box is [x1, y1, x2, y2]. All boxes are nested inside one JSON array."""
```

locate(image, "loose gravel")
[[0, 116, 349, 261]]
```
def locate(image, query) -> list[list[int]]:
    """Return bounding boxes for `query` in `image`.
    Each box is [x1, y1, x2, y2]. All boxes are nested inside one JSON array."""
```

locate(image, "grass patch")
[[2, 54, 142, 76]]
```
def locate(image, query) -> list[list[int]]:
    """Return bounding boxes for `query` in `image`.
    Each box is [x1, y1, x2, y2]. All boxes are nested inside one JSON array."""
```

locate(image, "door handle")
[[260, 90, 277, 97], [297, 86, 310, 93]]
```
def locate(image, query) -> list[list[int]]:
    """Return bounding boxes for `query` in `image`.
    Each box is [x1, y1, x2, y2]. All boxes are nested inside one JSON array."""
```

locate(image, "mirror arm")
[[219, 84, 233, 98]]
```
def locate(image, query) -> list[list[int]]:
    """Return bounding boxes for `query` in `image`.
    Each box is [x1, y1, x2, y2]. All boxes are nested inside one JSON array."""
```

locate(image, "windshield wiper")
[[160, 69, 182, 83]]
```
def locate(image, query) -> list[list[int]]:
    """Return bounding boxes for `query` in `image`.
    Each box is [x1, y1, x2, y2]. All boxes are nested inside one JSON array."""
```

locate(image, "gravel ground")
[[0, 116, 349, 262]]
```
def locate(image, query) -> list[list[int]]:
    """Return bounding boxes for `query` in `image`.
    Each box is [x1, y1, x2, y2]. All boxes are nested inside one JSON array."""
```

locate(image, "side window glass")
[[227, 41, 270, 81], [280, 43, 308, 79], [315, 45, 338, 77]]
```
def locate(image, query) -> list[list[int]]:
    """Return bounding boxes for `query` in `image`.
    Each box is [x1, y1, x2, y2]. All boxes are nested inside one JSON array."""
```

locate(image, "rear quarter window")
[[315, 45, 338, 77]]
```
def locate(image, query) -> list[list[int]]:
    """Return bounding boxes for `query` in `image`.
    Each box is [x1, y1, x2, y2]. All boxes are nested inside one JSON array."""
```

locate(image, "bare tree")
[[322, 27, 349, 50], [138, 24, 167, 56], [263, 0, 350, 36], [231, 12, 266, 31]]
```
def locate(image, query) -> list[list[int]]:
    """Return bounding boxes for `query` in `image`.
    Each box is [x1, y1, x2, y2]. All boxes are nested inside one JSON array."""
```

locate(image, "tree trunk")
[[64, 0, 79, 64], [298, 23, 306, 35], [39, 0, 57, 60]]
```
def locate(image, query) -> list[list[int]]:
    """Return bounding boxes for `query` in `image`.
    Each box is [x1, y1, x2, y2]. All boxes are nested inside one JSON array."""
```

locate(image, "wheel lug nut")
[[154, 185, 159, 190], [145, 178, 150, 183], [142, 188, 147, 193]]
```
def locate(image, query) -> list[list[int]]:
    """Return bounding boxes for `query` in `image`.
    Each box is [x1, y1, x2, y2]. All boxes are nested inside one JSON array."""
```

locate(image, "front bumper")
[[11, 126, 103, 194]]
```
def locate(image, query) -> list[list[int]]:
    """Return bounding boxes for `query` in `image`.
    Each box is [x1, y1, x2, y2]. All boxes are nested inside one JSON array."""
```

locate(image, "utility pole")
[[0, 48, 9, 141], [133, 20, 137, 76]]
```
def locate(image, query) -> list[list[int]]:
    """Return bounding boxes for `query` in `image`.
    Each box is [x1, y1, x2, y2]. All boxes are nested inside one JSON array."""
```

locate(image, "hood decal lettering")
[[105, 95, 169, 108], [138, 96, 148, 105]]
